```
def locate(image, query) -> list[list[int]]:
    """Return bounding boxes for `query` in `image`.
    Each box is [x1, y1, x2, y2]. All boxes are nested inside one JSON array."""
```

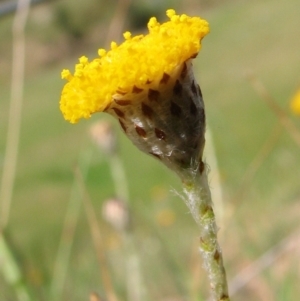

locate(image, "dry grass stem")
[[51, 150, 93, 299], [229, 227, 300, 296], [204, 128, 225, 228], [90, 291, 104, 301], [74, 165, 119, 301], [231, 123, 282, 207], [247, 74, 300, 148], [0, 0, 30, 229], [105, 0, 132, 47], [106, 150, 147, 301]]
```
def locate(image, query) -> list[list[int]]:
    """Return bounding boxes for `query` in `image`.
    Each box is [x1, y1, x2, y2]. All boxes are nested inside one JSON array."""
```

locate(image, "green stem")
[[182, 165, 230, 301], [0, 233, 32, 301]]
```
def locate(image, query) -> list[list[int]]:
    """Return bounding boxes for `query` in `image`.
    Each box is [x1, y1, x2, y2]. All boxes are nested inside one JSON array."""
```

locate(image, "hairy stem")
[[182, 165, 230, 301]]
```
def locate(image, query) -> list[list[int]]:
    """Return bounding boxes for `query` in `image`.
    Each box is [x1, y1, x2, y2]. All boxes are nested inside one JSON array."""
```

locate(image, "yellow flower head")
[[59, 9, 209, 123], [291, 88, 300, 115]]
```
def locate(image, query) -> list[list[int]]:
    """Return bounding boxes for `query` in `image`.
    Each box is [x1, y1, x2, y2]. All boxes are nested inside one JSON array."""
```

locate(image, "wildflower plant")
[[60, 9, 230, 301]]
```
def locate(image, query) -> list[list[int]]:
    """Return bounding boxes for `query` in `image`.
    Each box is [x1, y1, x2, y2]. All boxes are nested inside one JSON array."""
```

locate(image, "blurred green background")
[[1, 0, 300, 300]]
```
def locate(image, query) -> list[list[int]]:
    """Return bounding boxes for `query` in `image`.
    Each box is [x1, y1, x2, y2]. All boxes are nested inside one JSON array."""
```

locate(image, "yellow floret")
[[60, 9, 209, 123]]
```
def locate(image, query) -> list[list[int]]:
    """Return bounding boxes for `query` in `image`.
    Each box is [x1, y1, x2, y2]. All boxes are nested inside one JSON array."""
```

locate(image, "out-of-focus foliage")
[[1, 0, 300, 300], [53, 0, 107, 40]]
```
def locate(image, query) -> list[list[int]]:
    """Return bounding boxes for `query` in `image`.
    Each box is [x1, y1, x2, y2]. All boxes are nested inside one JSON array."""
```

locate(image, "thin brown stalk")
[[204, 128, 225, 227], [231, 123, 282, 206], [90, 291, 104, 301], [51, 150, 93, 300], [105, 0, 132, 47], [74, 165, 119, 301], [229, 227, 300, 296], [0, 0, 30, 229], [247, 74, 300, 147]]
